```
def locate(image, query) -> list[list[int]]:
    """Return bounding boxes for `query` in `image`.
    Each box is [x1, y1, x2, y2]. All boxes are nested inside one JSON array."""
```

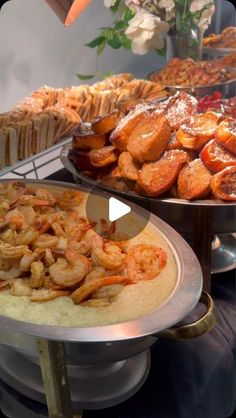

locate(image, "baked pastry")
[[177, 158, 212, 199], [211, 166, 236, 201], [89, 145, 119, 168], [72, 131, 106, 150], [127, 114, 171, 163], [118, 151, 141, 181], [200, 139, 236, 172], [137, 150, 189, 197], [215, 118, 236, 155], [176, 111, 220, 150]]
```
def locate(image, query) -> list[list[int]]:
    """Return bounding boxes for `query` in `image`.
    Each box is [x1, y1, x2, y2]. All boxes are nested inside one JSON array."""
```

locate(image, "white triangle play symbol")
[[109, 197, 131, 222]]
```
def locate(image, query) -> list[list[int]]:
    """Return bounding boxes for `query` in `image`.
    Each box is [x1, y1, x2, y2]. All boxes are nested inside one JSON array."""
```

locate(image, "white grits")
[[0, 185, 177, 328]]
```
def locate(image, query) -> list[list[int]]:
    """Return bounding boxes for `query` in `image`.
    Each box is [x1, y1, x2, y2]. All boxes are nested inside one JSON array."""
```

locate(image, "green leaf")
[[123, 7, 135, 22], [107, 35, 122, 49], [101, 71, 114, 79], [97, 39, 107, 55], [86, 36, 105, 48], [101, 28, 114, 41], [110, 0, 121, 14], [117, 33, 131, 49], [155, 46, 166, 57], [114, 20, 127, 30], [76, 74, 95, 80]]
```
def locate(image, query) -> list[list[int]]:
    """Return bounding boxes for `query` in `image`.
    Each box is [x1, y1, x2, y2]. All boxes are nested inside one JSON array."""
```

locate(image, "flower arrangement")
[[77, 0, 215, 79]]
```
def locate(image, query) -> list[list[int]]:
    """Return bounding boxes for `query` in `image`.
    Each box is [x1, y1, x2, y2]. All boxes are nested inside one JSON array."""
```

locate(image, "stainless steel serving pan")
[[203, 46, 236, 57], [61, 144, 236, 236], [0, 179, 214, 361]]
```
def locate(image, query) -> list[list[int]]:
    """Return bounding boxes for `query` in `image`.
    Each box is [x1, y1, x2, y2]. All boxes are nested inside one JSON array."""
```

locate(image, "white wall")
[[0, 0, 165, 112]]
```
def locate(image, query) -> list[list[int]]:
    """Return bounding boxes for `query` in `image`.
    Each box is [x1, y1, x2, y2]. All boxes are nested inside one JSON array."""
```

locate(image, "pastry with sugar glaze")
[[127, 114, 171, 163], [200, 139, 236, 172], [215, 118, 236, 156], [137, 150, 188, 197], [177, 158, 212, 199], [211, 166, 236, 201], [176, 111, 220, 151]]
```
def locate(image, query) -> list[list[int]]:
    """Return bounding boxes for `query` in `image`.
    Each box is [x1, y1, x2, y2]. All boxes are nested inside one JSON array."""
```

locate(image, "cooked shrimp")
[[17, 206, 36, 226], [51, 222, 66, 237], [92, 284, 124, 300], [71, 276, 134, 304], [85, 266, 106, 282], [91, 235, 126, 270], [81, 298, 110, 307], [20, 250, 39, 272], [0, 200, 10, 216], [100, 219, 116, 238], [32, 234, 58, 249], [10, 279, 32, 296], [17, 188, 56, 207], [16, 227, 39, 245], [126, 244, 167, 281], [49, 253, 90, 287], [1, 228, 17, 246], [68, 229, 96, 255], [44, 249, 55, 267], [5, 209, 26, 229], [0, 279, 11, 291], [30, 288, 70, 301], [30, 261, 45, 289], [0, 242, 28, 259], [0, 266, 21, 280], [58, 189, 82, 210], [62, 220, 83, 241]]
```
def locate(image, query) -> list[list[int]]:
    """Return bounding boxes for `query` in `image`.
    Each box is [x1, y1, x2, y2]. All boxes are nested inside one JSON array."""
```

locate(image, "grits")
[[0, 184, 177, 327]]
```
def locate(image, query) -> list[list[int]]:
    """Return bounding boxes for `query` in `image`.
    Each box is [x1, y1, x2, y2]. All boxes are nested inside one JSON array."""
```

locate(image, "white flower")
[[125, 9, 169, 54], [158, 0, 175, 12], [197, 4, 215, 32], [190, 0, 214, 13], [104, 0, 116, 8]]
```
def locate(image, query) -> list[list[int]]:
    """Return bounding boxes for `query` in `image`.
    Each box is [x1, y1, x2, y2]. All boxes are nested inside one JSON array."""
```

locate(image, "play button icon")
[[109, 197, 131, 222], [85, 184, 150, 241]]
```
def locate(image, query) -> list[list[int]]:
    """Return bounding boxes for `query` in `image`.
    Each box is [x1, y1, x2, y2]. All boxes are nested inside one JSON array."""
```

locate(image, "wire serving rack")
[[0, 138, 71, 180]]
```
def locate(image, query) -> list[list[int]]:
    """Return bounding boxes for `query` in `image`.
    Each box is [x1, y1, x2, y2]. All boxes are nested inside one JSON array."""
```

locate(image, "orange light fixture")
[[44, 0, 91, 26]]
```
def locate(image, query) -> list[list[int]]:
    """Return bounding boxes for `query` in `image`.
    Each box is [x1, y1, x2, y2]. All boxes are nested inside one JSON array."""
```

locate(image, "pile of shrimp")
[[0, 181, 167, 306]]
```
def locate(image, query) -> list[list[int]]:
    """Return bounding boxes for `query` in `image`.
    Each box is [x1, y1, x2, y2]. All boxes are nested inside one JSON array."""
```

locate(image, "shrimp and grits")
[[0, 181, 177, 327]]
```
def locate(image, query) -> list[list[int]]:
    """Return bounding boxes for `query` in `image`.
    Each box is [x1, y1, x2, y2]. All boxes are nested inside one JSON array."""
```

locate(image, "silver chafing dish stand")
[[0, 180, 216, 418]]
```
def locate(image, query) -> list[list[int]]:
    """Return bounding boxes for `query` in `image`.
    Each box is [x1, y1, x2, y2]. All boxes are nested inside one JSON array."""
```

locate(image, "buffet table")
[[1, 168, 235, 418]]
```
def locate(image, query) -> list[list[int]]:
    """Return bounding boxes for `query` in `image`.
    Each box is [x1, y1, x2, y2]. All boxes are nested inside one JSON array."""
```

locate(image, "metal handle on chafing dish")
[[156, 291, 216, 340]]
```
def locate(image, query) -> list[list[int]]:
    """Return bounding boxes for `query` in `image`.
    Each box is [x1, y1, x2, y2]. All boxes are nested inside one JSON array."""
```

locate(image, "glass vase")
[[166, 25, 203, 61]]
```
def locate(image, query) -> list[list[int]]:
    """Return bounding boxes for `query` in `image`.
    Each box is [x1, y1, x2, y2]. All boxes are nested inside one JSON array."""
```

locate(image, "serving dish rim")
[[61, 143, 236, 208], [0, 178, 202, 342]]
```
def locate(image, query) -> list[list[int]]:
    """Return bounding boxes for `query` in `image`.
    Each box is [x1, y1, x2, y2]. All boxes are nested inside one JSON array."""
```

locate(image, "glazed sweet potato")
[[137, 150, 188, 197], [215, 118, 236, 156], [211, 166, 236, 201], [127, 114, 171, 163], [177, 158, 212, 200], [200, 139, 236, 173]]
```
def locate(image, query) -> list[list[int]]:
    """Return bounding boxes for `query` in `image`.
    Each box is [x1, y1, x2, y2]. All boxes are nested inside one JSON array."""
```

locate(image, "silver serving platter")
[[165, 77, 236, 97], [203, 46, 236, 57], [61, 144, 236, 235], [0, 178, 202, 345]]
